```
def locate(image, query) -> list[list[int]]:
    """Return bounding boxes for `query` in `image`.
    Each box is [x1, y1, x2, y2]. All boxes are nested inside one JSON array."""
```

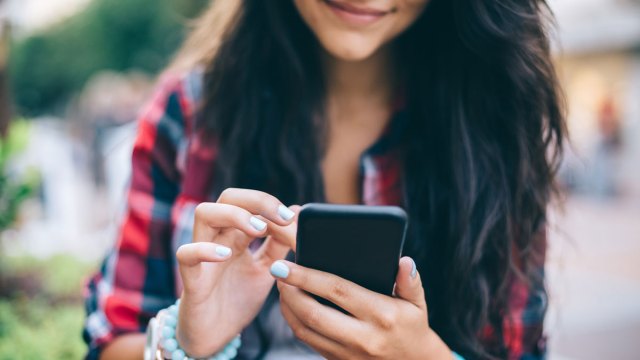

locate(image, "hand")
[[272, 257, 453, 359], [175, 188, 298, 357]]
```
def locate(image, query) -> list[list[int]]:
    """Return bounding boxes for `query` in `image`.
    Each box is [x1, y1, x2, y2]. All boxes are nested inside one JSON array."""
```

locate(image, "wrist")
[[174, 296, 227, 357], [145, 299, 241, 360], [174, 315, 213, 357], [175, 323, 219, 358], [174, 325, 240, 359], [421, 328, 454, 360]]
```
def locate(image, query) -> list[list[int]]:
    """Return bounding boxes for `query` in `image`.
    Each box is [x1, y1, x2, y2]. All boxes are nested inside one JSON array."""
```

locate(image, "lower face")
[[293, 0, 429, 62]]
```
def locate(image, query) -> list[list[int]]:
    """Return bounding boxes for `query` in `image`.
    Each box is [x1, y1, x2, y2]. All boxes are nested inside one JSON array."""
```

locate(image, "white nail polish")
[[250, 216, 267, 231], [410, 259, 417, 279], [278, 205, 295, 221], [215, 245, 231, 257], [270, 261, 290, 279]]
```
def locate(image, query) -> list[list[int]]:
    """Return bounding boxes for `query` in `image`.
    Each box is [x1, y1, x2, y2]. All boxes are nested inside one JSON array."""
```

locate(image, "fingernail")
[[410, 259, 417, 279], [215, 245, 231, 257], [278, 205, 295, 221], [270, 261, 290, 279], [250, 216, 267, 231]]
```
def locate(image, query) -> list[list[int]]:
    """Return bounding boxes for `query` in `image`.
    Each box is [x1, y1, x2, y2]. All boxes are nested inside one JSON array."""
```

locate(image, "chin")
[[320, 35, 380, 62]]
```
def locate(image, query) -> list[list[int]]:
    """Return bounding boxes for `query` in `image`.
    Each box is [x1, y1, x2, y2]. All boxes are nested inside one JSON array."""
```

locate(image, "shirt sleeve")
[[82, 74, 192, 359]]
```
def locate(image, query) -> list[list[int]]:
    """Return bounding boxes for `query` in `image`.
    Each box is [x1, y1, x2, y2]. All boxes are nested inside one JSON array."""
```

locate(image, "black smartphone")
[[295, 203, 408, 310]]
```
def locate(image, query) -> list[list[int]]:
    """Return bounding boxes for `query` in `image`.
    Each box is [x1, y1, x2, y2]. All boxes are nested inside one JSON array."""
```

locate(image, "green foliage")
[[0, 121, 38, 231], [9, 0, 208, 115], [0, 120, 30, 168], [0, 255, 95, 359], [1, 254, 95, 299], [0, 300, 86, 359]]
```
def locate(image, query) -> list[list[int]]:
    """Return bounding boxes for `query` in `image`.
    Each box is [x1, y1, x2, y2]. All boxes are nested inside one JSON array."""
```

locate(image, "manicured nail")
[[250, 216, 267, 231], [278, 205, 295, 221], [270, 261, 290, 279], [410, 259, 417, 279], [215, 245, 231, 257]]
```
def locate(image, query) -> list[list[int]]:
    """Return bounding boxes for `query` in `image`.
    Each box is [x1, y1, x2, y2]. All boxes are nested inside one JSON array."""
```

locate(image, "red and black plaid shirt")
[[83, 71, 547, 359]]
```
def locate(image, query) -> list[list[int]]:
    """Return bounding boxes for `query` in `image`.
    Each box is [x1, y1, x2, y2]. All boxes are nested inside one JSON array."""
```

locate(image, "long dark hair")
[[175, 0, 566, 358]]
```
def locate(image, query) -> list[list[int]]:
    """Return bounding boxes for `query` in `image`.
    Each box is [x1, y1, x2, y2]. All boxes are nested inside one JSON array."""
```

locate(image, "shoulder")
[[135, 68, 205, 147], [158, 67, 204, 114], [142, 67, 204, 126]]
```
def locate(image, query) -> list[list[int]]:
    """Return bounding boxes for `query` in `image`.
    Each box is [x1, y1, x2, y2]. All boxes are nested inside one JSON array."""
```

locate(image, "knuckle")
[[175, 244, 192, 264], [194, 203, 210, 219], [175, 245, 187, 263], [301, 307, 321, 328], [376, 307, 397, 330], [364, 336, 386, 358], [329, 280, 350, 303], [255, 191, 274, 209], [353, 337, 370, 354], [217, 188, 237, 202], [291, 323, 310, 342]]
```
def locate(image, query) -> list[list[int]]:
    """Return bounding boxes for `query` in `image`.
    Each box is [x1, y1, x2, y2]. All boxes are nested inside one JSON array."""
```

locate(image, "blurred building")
[[3, 0, 91, 35], [550, 0, 640, 199]]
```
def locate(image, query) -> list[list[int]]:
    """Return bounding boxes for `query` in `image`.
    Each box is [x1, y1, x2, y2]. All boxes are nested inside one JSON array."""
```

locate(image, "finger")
[[217, 188, 296, 226], [270, 260, 384, 320], [277, 281, 365, 346], [193, 202, 268, 251], [394, 257, 426, 310], [279, 297, 347, 360], [176, 242, 232, 295], [254, 205, 301, 264], [267, 205, 301, 249], [176, 242, 232, 267]]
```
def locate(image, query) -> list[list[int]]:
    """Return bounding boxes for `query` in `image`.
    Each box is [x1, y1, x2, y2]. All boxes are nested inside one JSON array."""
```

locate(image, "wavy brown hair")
[[173, 0, 566, 358]]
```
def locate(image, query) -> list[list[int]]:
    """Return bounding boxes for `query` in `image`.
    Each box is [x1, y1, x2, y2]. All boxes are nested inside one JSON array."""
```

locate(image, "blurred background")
[[0, 0, 638, 358]]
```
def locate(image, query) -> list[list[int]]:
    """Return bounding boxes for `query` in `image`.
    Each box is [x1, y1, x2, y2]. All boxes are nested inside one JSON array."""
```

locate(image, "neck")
[[322, 46, 396, 120]]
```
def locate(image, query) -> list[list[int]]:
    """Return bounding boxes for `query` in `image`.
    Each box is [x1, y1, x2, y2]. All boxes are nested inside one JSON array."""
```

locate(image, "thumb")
[[394, 256, 427, 309], [255, 205, 301, 262]]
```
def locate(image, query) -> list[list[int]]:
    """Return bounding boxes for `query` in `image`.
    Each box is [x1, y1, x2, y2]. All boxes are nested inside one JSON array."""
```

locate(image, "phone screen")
[[295, 204, 407, 304]]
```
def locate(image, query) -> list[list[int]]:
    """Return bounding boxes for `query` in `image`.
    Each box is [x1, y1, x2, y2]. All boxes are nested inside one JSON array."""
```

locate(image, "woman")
[[84, 0, 566, 359]]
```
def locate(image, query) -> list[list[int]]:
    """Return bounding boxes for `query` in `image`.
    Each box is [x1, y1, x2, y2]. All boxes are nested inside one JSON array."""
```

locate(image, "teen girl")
[[84, 1, 566, 359]]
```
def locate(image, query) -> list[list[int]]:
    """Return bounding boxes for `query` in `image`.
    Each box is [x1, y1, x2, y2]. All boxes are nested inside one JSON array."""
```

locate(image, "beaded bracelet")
[[452, 351, 465, 360], [148, 299, 242, 360]]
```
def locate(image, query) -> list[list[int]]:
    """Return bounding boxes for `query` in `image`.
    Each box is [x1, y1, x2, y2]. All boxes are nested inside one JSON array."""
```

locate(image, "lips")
[[323, 0, 393, 16], [322, 0, 395, 26]]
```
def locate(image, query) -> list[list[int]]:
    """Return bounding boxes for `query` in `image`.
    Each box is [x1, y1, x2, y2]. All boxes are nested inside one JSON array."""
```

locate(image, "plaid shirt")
[[83, 71, 547, 359]]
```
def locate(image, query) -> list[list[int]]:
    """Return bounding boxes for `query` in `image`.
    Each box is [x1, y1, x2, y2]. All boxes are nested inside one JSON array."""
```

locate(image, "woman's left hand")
[[272, 257, 453, 360]]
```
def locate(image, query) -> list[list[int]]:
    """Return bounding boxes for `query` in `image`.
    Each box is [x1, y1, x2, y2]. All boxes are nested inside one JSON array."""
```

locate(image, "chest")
[[321, 113, 392, 204]]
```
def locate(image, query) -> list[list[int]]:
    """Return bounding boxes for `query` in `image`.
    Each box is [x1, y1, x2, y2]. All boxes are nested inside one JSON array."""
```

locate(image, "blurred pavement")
[[547, 195, 640, 359]]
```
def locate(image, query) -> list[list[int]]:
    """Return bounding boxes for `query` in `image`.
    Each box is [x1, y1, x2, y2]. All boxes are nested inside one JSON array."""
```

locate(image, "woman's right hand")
[[175, 188, 299, 358]]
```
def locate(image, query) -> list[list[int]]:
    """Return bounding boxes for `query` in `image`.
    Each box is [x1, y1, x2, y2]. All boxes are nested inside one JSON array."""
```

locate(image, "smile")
[[321, 0, 395, 26]]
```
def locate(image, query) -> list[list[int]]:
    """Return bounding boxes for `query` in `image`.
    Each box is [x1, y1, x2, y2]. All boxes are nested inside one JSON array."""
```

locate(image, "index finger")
[[217, 188, 295, 226], [270, 260, 386, 320]]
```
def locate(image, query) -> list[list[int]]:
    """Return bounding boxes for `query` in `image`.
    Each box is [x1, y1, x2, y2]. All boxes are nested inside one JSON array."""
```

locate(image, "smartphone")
[[295, 203, 408, 310]]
